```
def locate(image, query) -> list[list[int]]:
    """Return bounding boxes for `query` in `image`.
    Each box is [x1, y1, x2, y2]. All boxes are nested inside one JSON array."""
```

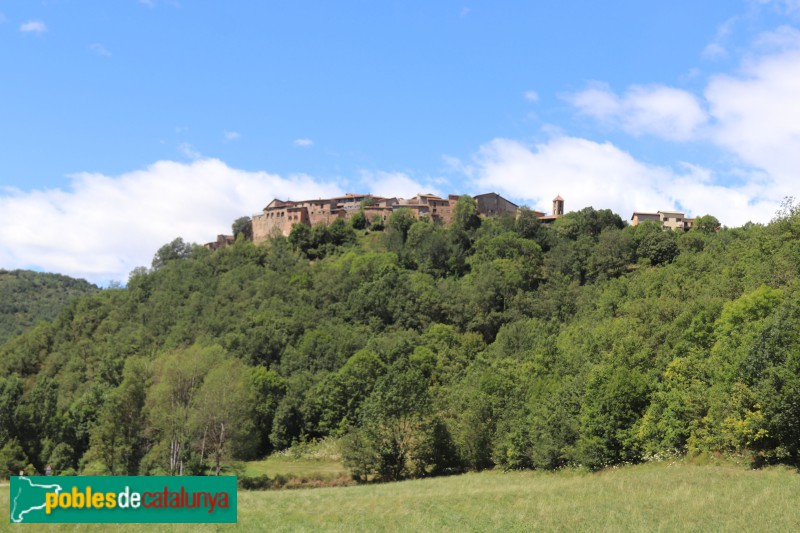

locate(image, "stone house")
[[474, 192, 518, 217], [394, 194, 456, 224], [203, 234, 235, 251], [631, 210, 695, 231]]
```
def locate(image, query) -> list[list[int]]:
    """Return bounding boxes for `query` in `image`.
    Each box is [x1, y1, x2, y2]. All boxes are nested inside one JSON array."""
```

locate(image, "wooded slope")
[[2, 199, 798, 479], [0, 269, 97, 344]]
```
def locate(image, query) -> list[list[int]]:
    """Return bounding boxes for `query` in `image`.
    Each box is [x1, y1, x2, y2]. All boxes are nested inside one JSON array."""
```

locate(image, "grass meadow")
[[243, 456, 346, 478], [2, 460, 800, 532]]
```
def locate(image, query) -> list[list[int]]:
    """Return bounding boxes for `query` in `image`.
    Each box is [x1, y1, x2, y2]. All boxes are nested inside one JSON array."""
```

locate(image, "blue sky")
[[2, 0, 800, 284]]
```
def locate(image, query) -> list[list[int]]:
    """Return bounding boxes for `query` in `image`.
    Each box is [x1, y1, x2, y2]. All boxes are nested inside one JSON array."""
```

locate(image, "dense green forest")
[[0, 270, 98, 345], [2, 196, 799, 480]]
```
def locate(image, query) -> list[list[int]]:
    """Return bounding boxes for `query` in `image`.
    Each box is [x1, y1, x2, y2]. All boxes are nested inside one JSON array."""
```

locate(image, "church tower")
[[552, 195, 564, 216]]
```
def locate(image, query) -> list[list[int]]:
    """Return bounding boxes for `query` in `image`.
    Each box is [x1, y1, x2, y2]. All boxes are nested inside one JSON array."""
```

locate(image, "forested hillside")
[[2, 197, 799, 480], [0, 270, 98, 344]]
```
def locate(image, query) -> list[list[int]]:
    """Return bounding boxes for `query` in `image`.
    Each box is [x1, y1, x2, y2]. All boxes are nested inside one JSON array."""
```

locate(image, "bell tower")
[[552, 195, 564, 216]]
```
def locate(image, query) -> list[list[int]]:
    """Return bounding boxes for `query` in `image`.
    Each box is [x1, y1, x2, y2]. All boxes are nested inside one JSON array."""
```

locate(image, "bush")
[[238, 475, 275, 490], [0, 438, 29, 479]]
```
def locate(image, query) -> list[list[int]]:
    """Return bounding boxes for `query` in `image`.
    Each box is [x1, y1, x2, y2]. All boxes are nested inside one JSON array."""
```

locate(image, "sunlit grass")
[[3, 461, 800, 532], [243, 456, 347, 479], [242, 438, 347, 479]]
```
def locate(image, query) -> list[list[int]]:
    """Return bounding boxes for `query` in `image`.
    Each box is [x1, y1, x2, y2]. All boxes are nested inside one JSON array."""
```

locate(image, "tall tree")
[[151, 237, 196, 270], [145, 345, 219, 475], [85, 358, 150, 475], [694, 214, 721, 234], [452, 195, 481, 233], [232, 216, 253, 240], [191, 358, 255, 475]]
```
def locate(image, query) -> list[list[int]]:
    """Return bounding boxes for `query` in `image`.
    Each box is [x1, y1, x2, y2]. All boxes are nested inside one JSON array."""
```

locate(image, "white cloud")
[[704, 27, 800, 191], [752, 24, 800, 51], [524, 90, 539, 102], [89, 43, 111, 57], [753, 0, 800, 14], [178, 142, 202, 160], [702, 17, 737, 60], [554, 23, 800, 227], [567, 82, 622, 119], [223, 131, 241, 141], [0, 159, 343, 284], [622, 86, 708, 140], [20, 20, 47, 34], [460, 7, 472, 18], [703, 42, 728, 60], [567, 83, 708, 141], [564, 25, 800, 203], [359, 170, 443, 199], [468, 136, 777, 226], [0, 13, 7, 24], [293, 138, 314, 147], [442, 154, 469, 175]]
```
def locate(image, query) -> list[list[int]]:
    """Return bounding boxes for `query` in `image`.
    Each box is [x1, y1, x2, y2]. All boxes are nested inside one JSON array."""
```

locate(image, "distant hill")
[[0, 269, 98, 344]]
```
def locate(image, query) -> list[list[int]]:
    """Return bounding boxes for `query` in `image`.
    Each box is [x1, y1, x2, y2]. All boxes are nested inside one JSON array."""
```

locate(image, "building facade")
[[203, 234, 235, 250], [630, 212, 661, 226], [394, 194, 457, 224], [631, 210, 695, 231], [474, 192, 518, 217]]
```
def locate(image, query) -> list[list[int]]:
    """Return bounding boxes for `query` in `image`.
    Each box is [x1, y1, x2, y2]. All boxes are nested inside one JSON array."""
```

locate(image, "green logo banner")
[[9, 476, 237, 524]]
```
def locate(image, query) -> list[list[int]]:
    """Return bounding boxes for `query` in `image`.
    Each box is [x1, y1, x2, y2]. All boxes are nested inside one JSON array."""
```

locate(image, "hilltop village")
[[205, 191, 695, 249], [205, 192, 560, 249], [249, 192, 563, 242]]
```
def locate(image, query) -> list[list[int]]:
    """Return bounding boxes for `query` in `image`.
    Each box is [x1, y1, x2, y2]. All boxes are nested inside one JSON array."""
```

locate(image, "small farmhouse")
[[631, 210, 694, 231]]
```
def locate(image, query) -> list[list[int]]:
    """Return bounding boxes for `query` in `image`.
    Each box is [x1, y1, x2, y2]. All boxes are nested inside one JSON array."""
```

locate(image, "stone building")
[[630, 212, 661, 226], [362, 197, 397, 226], [631, 210, 695, 231], [394, 194, 456, 224], [553, 195, 564, 216], [251, 199, 314, 241], [203, 234, 235, 251], [539, 195, 566, 223], [474, 192, 518, 217], [252, 194, 401, 242], [245, 191, 566, 244]]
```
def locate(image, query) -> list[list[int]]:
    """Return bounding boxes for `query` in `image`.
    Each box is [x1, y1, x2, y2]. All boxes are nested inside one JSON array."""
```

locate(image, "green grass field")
[[3, 461, 800, 532], [243, 455, 347, 479], [241, 438, 348, 485]]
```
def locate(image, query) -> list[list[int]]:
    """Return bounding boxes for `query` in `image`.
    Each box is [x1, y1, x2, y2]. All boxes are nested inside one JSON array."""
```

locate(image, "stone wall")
[[252, 210, 293, 242]]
